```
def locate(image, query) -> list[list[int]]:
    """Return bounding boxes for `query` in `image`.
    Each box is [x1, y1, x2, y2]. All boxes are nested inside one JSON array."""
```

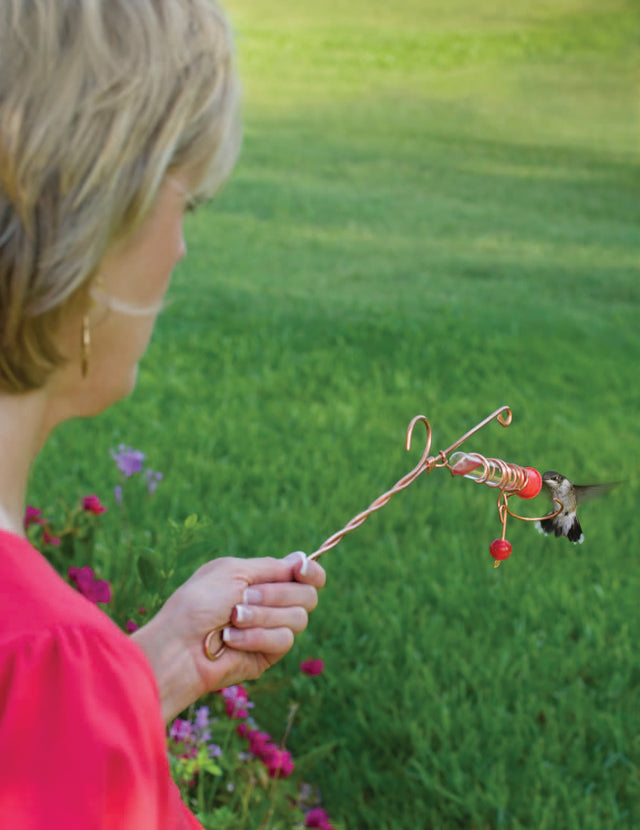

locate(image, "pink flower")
[[262, 746, 294, 778], [24, 505, 45, 529], [221, 685, 253, 719], [305, 807, 335, 829], [68, 566, 111, 604], [42, 529, 61, 546], [24, 506, 60, 546], [169, 719, 193, 742], [300, 658, 324, 676], [125, 619, 139, 633], [246, 730, 272, 759], [82, 494, 107, 515], [225, 699, 249, 718]]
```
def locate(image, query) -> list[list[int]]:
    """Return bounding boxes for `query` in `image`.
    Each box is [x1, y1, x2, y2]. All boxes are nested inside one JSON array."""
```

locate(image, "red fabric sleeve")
[[0, 625, 202, 830]]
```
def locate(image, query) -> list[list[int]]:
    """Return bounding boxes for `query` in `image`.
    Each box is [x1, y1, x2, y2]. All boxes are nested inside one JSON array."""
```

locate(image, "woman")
[[0, 1, 325, 827]]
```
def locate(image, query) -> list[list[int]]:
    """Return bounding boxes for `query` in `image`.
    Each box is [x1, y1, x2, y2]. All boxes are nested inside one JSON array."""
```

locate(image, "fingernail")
[[223, 626, 241, 645], [243, 587, 263, 605], [234, 604, 254, 623], [283, 550, 305, 564], [299, 553, 309, 575]]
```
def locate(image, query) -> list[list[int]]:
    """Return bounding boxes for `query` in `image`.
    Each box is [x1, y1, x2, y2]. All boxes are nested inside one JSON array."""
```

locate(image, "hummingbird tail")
[[535, 515, 584, 544], [566, 517, 584, 544], [536, 517, 556, 536]]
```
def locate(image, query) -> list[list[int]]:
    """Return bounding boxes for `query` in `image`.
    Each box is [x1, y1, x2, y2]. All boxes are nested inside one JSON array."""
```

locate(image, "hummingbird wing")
[[574, 482, 619, 505]]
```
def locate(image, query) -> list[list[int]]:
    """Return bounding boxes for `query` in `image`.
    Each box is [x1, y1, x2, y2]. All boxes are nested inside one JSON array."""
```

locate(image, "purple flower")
[[125, 619, 139, 633], [114, 485, 123, 505], [195, 706, 210, 731], [144, 469, 163, 494], [68, 566, 111, 604], [110, 445, 145, 477], [169, 719, 193, 742]]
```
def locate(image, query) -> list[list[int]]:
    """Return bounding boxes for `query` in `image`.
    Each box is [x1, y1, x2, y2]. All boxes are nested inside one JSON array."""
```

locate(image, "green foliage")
[[29, 0, 639, 828]]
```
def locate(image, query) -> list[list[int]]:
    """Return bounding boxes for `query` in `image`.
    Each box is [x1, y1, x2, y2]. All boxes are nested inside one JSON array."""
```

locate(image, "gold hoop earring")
[[81, 314, 91, 378]]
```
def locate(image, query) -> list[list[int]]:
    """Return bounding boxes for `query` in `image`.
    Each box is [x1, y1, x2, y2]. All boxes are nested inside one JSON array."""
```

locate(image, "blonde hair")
[[0, 0, 240, 392]]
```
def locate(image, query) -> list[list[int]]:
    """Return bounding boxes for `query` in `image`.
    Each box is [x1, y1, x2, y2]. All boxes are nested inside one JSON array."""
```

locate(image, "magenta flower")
[[24, 506, 60, 546], [221, 685, 253, 719], [263, 745, 295, 779], [305, 807, 335, 829], [110, 445, 145, 477], [300, 658, 324, 676], [24, 505, 45, 529], [82, 494, 107, 515], [246, 730, 272, 758], [68, 566, 111, 604], [42, 529, 61, 547], [125, 619, 139, 633]]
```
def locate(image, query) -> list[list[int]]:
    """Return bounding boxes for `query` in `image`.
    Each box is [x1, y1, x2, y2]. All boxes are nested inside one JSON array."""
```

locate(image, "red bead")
[[517, 467, 542, 500], [489, 538, 512, 560]]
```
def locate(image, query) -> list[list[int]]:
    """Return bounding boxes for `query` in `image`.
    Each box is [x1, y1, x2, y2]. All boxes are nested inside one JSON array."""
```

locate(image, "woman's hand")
[[131, 552, 325, 722]]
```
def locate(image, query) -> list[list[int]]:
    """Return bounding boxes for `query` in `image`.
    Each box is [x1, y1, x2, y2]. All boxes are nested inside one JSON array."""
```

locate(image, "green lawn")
[[31, 1, 639, 827]]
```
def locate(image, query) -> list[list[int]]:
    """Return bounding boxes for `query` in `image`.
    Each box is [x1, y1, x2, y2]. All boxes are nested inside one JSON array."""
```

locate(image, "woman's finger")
[[231, 603, 309, 633], [241, 582, 318, 612], [222, 625, 295, 654], [290, 554, 326, 588]]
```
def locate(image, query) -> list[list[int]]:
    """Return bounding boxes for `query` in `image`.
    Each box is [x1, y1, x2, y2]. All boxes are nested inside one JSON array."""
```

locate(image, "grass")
[[30, 1, 640, 827]]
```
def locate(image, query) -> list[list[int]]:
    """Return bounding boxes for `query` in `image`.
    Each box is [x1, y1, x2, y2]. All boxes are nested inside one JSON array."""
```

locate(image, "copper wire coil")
[[450, 452, 530, 492]]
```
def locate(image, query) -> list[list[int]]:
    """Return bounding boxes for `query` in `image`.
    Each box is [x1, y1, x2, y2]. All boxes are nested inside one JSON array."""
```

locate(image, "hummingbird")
[[535, 470, 618, 544]]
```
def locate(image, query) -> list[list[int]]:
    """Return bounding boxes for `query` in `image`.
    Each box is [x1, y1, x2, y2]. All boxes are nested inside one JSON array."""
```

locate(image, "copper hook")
[[404, 414, 437, 470], [442, 406, 512, 457], [504, 496, 564, 524], [308, 414, 436, 560]]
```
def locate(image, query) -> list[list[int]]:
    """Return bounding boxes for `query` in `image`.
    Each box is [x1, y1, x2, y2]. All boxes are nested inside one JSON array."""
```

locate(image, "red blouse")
[[0, 529, 202, 829]]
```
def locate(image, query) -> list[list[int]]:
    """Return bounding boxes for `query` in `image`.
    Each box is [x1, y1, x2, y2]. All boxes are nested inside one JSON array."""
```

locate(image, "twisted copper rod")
[[309, 406, 512, 561]]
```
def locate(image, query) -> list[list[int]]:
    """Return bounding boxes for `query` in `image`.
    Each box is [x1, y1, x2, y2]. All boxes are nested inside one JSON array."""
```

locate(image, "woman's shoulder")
[[0, 532, 200, 830], [0, 528, 148, 680]]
